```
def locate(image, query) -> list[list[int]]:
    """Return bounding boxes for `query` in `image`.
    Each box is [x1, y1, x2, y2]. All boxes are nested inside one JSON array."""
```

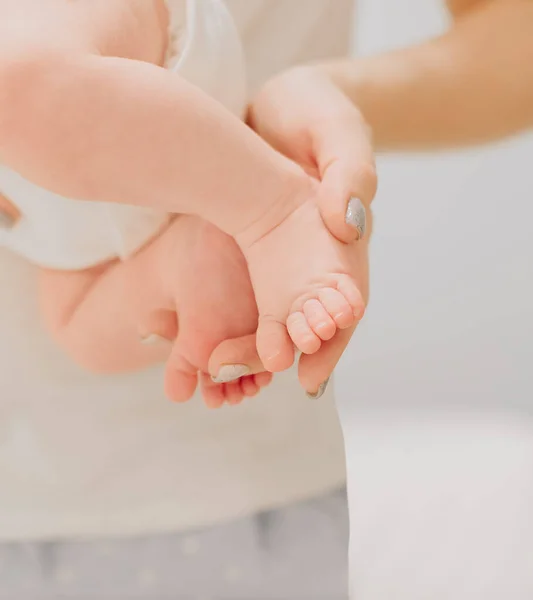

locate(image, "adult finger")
[[314, 111, 377, 244], [208, 334, 266, 383]]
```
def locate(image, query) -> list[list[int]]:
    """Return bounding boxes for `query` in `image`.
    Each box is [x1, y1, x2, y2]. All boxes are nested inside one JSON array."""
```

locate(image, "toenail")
[[345, 197, 366, 240], [211, 364, 250, 384], [306, 377, 330, 400]]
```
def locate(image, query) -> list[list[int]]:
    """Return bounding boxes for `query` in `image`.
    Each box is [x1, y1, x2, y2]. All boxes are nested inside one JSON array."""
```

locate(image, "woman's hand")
[[209, 66, 375, 397], [248, 65, 377, 243]]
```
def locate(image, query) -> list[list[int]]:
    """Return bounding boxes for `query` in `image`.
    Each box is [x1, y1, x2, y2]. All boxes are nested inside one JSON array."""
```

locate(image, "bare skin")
[[0, 0, 371, 401], [211, 0, 533, 390], [322, 0, 533, 151], [39, 216, 273, 407]]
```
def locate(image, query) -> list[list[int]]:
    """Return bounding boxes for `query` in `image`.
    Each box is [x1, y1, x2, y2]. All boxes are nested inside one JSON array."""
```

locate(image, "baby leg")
[[38, 241, 175, 374], [40, 216, 272, 406], [235, 180, 367, 376], [161, 217, 272, 407]]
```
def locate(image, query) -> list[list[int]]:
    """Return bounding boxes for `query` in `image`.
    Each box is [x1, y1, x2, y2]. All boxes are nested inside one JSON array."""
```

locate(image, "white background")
[[338, 1, 533, 597]]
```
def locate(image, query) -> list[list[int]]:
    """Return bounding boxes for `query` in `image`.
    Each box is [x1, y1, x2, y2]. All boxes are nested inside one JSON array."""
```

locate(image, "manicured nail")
[[306, 377, 330, 399], [139, 333, 171, 346], [211, 364, 250, 384], [0, 212, 16, 230], [345, 197, 366, 240]]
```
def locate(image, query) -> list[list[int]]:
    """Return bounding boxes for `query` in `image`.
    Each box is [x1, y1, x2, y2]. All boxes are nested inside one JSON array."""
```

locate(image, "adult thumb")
[[208, 334, 266, 383], [315, 113, 377, 243]]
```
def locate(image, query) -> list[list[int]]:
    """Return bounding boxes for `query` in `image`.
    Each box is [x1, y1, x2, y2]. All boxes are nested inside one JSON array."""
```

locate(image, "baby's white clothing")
[[0, 0, 246, 270]]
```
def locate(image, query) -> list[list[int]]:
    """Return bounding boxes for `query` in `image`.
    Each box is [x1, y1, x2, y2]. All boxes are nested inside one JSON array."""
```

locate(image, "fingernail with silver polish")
[[140, 333, 171, 346], [212, 364, 250, 384], [345, 197, 366, 240], [0, 212, 16, 230], [307, 377, 330, 399]]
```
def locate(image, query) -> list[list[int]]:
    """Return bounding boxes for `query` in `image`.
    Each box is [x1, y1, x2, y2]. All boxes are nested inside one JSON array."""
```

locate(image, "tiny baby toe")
[[303, 299, 337, 341], [253, 372, 273, 389], [336, 277, 366, 320], [318, 288, 354, 330], [200, 374, 226, 409], [240, 375, 260, 398], [204, 388, 226, 409], [165, 344, 199, 402], [164, 367, 198, 403], [287, 312, 322, 355], [256, 317, 295, 373], [224, 381, 245, 405]]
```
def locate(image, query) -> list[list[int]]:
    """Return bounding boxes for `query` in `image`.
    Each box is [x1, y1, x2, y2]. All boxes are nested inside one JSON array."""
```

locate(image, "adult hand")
[[209, 65, 374, 397], [248, 65, 377, 243]]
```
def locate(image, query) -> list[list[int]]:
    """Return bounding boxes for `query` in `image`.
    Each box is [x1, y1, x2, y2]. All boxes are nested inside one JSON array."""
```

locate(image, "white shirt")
[[0, 0, 355, 540]]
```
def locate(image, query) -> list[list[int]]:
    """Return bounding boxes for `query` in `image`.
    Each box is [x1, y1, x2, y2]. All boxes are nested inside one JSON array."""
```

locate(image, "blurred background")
[[1, 1, 532, 599], [339, 0, 533, 597]]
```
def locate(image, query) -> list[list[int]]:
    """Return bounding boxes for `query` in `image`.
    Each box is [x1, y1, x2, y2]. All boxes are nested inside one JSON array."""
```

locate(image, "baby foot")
[[236, 178, 366, 378], [154, 215, 271, 407]]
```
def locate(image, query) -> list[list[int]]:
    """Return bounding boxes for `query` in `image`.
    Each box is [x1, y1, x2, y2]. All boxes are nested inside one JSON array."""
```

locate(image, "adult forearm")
[[324, 0, 533, 150]]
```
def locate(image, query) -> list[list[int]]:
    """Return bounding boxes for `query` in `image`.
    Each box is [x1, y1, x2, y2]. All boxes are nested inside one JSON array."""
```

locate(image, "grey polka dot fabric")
[[0, 489, 348, 599]]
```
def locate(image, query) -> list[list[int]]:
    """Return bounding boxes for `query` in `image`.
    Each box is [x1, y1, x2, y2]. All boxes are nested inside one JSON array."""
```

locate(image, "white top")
[[0, 0, 354, 541]]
